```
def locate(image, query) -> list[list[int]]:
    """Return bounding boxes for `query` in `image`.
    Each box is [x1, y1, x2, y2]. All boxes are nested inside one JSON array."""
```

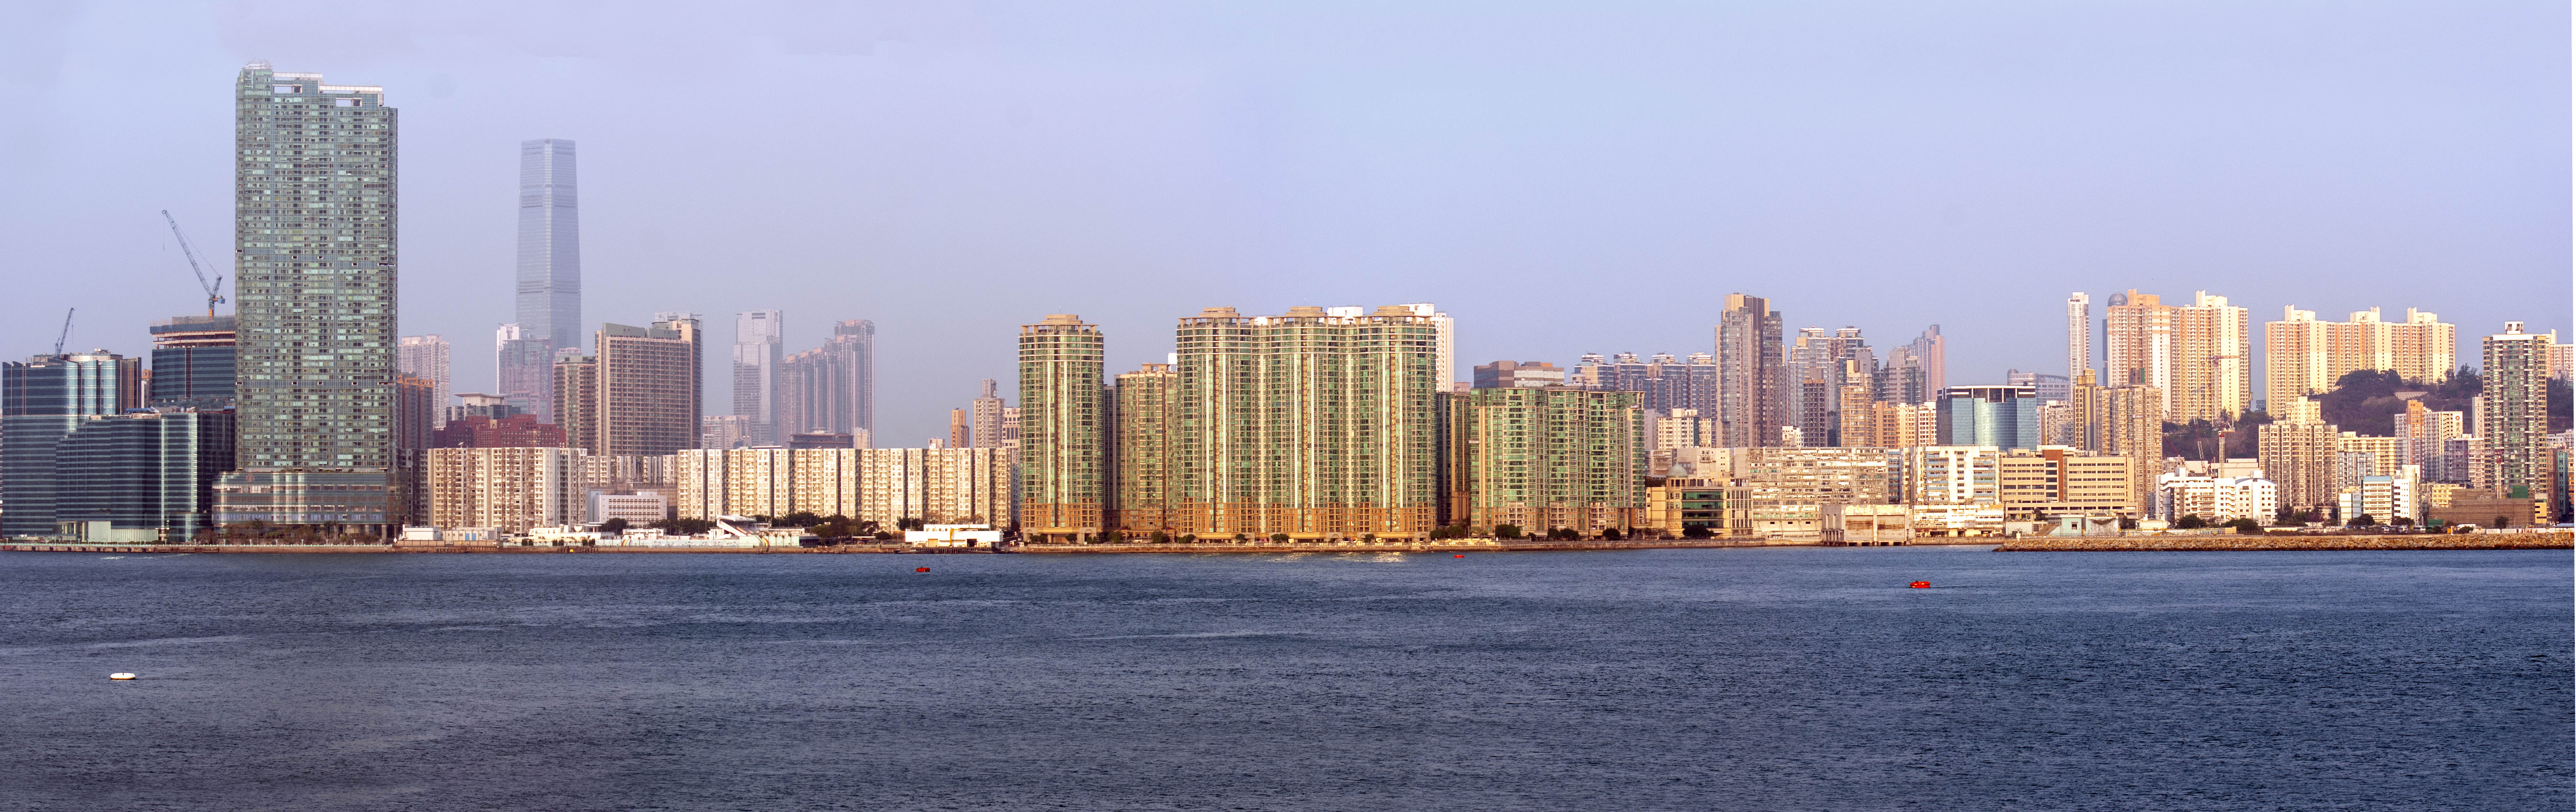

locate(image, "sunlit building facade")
[[1168, 306, 1444, 540], [1019, 315, 1107, 541], [220, 62, 399, 532]]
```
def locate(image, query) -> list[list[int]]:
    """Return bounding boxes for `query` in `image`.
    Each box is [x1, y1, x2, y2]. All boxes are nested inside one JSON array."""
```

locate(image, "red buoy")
[[1908, 580, 1930, 589], [1453, 554, 1464, 558], [915, 567, 931, 573]]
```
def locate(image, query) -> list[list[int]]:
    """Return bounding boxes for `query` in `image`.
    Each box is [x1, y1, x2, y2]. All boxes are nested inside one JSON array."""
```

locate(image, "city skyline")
[[2, 10, 2567, 810], [3, 3, 2567, 448]]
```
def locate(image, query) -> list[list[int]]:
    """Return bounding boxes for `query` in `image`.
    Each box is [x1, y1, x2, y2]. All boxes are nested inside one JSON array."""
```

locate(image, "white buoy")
[[108, 672, 136, 680]]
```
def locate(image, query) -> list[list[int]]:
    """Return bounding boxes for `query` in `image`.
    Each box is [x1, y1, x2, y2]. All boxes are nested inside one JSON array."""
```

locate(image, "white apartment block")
[[1664, 446, 1736, 479], [591, 492, 671, 525], [427, 448, 675, 533], [2154, 474, 2279, 523], [1895, 445, 2000, 506], [676, 447, 1013, 526], [398, 335, 452, 428], [2265, 306, 2456, 408], [2335, 476, 2418, 524], [427, 447, 584, 534]]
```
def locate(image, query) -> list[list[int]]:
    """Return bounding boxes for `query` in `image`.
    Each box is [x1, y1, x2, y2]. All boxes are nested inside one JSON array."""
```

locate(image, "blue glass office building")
[[1935, 385, 2042, 451], [55, 411, 237, 542], [1, 352, 142, 537], [149, 315, 237, 410]]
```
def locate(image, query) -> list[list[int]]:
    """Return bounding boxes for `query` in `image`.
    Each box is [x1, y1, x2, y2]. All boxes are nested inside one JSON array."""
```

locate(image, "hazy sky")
[[3, 1, 2567, 445]]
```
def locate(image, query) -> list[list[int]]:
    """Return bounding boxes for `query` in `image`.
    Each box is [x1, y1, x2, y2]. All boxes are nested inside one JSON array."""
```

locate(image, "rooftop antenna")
[[52, 308, 73, 356], [160, 210, 226, 318]]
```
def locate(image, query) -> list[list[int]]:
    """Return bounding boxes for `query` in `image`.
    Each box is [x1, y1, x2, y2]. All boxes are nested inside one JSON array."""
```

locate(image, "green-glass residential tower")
[[1170, 306, 1442, 540], [1457, 386, 1647, 535], [215, 62, 398, 533], [2482, 322, 2551, 506], [1110, 362, 1177, 537], [1019, 315, 1106, 542]]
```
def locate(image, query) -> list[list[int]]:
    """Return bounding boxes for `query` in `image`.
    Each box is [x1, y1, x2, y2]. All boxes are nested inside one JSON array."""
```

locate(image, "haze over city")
[[3, 1, 2567, 447], [5, 4, 2573, 811]]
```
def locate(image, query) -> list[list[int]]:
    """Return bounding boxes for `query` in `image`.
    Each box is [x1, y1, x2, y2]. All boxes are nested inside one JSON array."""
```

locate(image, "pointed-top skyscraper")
[[499, 138, 581, 419], [520, 139, 581, 347]]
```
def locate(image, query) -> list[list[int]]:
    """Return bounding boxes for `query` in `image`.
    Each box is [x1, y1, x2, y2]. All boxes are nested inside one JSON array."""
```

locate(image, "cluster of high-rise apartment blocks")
[[2246, 308, 2563, 528], [1008, 298, 2076, 543], [1, 61, 2567, 545], [1016, 306, 1475, 543], [2100, 292, 2562, 528], [1008, 287, 2566, 543]]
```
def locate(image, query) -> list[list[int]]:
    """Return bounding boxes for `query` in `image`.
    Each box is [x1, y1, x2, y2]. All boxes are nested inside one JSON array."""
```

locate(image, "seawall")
[[0, 543, 994, 555], [1010, 539, 1787, 554], [2, 539, 1783, 555], [1994, 532, 2572, 552], [26, 535, 2557, 556]]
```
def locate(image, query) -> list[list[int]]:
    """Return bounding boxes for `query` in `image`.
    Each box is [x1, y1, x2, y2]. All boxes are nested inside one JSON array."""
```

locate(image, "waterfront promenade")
[[1009, 538, 1794, 554], [5, 532, 2567, 555], [1995, 531, 2572, 552], [0, 538, 1786, 555], [0, 542, 997, 555]]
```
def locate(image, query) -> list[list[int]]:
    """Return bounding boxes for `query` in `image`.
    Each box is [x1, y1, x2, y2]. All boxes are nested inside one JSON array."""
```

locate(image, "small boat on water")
[[108, 672, 136, 680]]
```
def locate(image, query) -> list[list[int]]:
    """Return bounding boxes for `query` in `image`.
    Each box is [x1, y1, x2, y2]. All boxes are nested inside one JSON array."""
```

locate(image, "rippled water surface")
[[1, 547, 2566, 811]]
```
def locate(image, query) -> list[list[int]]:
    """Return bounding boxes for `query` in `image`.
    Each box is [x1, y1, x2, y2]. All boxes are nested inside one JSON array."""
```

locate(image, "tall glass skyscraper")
[[733, 310, 783, 444], [217, 62, 398, 532], [518, 140, 581, 346], [499, 139, 581, 419]]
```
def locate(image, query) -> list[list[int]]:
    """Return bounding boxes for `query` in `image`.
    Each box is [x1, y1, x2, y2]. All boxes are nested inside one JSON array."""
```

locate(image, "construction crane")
[[160, 209, 225, 318], [52, 308, 73, 356]]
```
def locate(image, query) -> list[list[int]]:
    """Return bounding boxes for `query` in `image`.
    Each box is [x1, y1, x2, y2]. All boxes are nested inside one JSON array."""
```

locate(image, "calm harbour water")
[[0, 546, 2566, 811]]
